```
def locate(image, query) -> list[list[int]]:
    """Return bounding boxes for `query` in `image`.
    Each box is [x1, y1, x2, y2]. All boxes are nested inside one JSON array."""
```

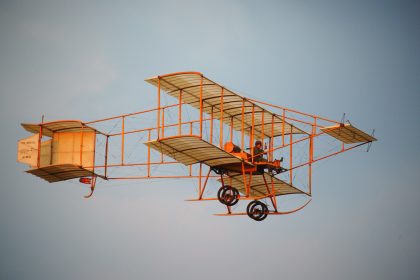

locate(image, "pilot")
[[253, 140, 286, 174], [253, 140, 267, 162]]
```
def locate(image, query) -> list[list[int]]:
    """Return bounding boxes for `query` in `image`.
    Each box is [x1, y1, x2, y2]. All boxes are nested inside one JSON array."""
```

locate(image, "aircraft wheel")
[[217, 185, 239, 206], [246, 200, 268, 221]]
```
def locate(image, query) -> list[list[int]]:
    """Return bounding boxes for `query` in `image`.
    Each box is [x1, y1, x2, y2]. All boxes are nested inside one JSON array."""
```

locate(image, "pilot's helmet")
[[255, 140, 262, 146]]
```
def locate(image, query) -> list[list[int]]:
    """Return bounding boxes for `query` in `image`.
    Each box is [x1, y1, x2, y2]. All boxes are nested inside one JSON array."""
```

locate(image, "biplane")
[[17, 72, 376, 221]]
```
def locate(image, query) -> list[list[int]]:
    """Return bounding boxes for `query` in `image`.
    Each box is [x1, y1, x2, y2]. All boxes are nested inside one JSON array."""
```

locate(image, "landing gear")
[[217, 185, 239, 206], [246, 200, 269, 221]]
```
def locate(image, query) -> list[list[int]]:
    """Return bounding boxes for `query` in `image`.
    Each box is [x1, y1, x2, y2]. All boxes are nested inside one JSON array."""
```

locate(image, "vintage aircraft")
[[17, 72, 376, 221]]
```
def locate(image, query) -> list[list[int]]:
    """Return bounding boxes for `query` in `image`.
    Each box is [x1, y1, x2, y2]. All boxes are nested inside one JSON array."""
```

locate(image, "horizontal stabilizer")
[[320, 123, 376, 144], [26, 164, 104, 183]]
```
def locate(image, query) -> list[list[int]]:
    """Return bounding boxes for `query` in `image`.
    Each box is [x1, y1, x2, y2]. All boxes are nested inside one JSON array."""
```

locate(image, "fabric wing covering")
[[145, 135, 253, 168], [26, 164, 100, 183], [145, 72, 306, 138], [220, 173, 305, 197], [320, 124, 377, 144], [21, 120, 98, 137]]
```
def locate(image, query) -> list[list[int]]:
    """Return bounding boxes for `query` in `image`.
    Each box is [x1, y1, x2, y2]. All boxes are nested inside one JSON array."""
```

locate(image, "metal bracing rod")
[[253, 129, 329, 158], [248, 98, 341, 125], [86, 103, 181, 125], [288, 141, 368, 172], [107, 117, 212, 137]]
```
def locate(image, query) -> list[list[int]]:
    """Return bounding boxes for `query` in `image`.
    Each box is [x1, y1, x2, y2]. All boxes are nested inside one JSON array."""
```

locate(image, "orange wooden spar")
[[92, 129, 96, 174], [157, 77, 161, 139], [198, 163, 202, 198], [161, 108, 165, 138], [178, 90, 182, 135], [210, 106, 214, 144], [86, 160, 180, 169], [230, 117, 233, 143], [37, 117, 43, 168], [282, 108, 285, 146], [270, 176, 278, 211], [241, 162, 248, 197], [189, 122, 193, 176], [198, 168, 212, 199], [261, 110, 264, 144], [270, 114, 274, 162], [220, 87, 224, 148], [241, 99, 245, 151], [290, 128, 293, 185], [104, 135, 109, 178], [109, 175, 218, 180], [79, 125, 84, 166], [147, 129, 151, 177], [309, 119, 316, 195], [199, 75, 203, 138], [121, 117, 125, 165], [251, 105, 255, 163]]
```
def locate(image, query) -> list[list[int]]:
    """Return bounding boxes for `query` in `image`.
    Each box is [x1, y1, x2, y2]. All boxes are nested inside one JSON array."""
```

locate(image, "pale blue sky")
[[1, 1, 419, 279]]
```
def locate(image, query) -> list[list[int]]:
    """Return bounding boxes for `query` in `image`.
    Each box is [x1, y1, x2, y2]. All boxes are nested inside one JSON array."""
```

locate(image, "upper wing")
[[145, 72, 306, 138]]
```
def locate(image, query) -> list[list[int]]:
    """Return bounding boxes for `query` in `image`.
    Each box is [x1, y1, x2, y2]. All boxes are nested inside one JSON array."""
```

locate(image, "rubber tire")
[[246, 200, 268, 221], [217, 186, 239, 206]]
